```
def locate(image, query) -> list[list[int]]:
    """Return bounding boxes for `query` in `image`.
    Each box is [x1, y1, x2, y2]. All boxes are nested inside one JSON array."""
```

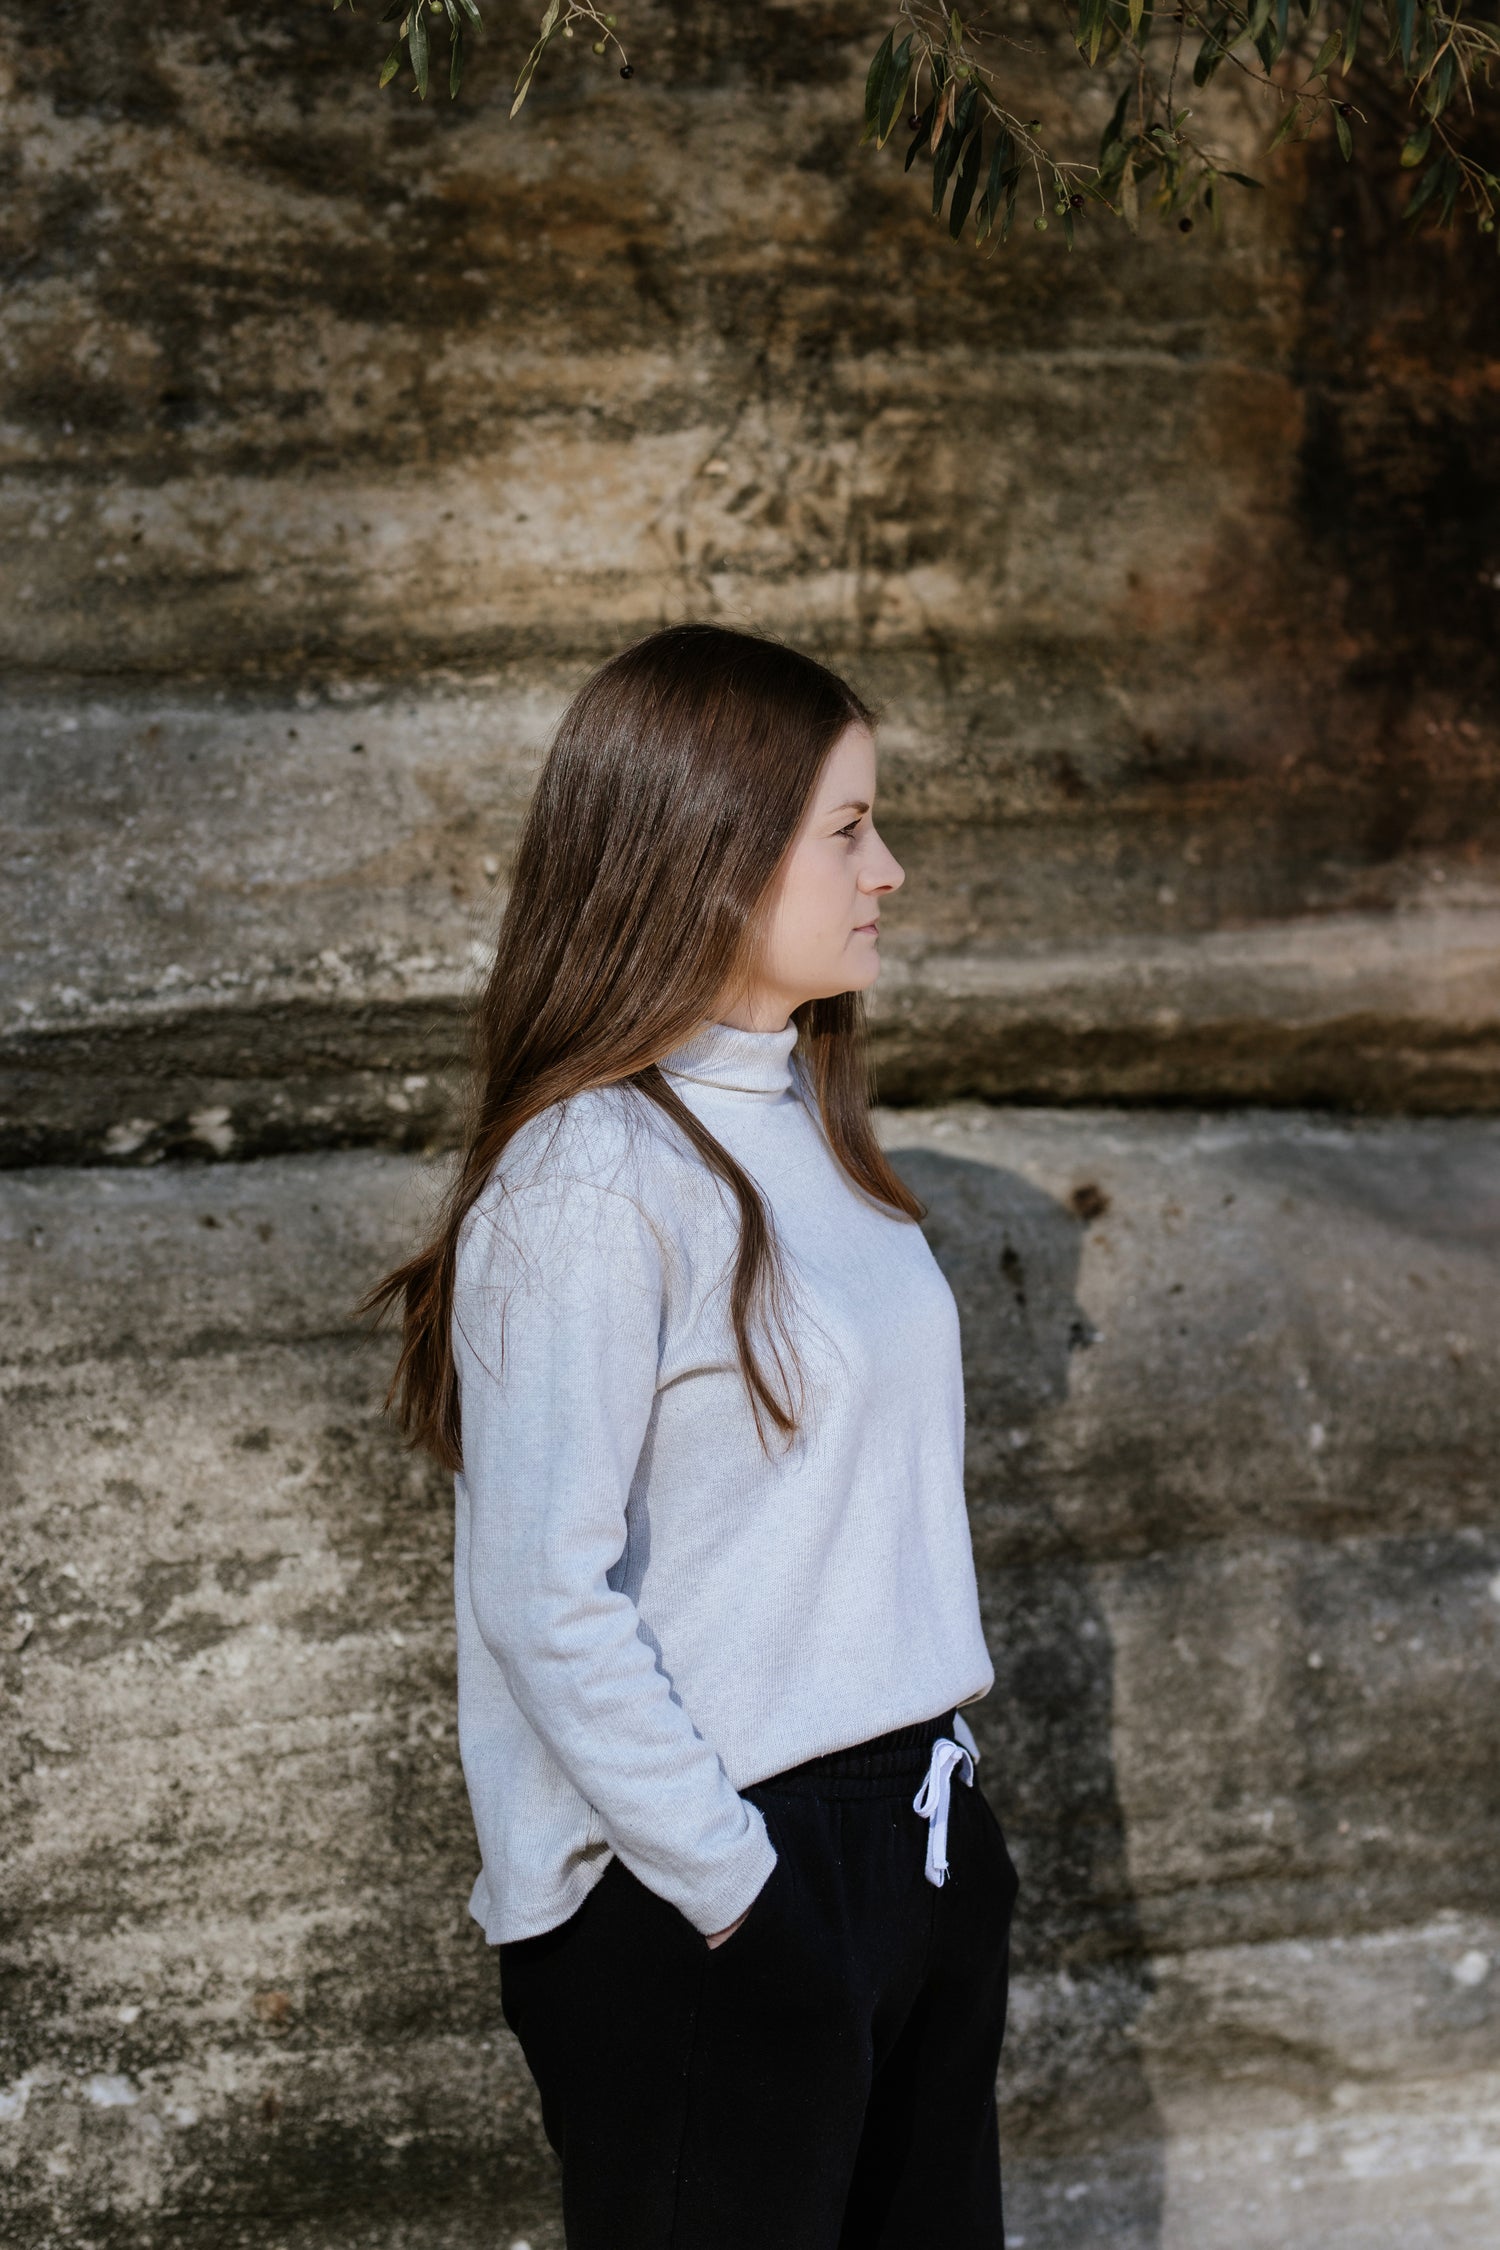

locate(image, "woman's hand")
[[705, 1908, 750, 1950]]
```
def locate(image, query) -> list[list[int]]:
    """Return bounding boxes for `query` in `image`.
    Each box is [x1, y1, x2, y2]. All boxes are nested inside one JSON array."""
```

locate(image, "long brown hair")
[[365, 622, 923, 1469]]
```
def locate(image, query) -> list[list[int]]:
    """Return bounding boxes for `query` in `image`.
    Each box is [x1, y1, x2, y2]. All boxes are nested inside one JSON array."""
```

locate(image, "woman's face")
[[724, 723, 905, 1030]]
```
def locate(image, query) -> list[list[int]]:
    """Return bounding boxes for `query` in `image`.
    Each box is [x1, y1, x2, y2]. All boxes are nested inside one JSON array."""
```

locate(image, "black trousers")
[[498, 1712, 1020, 2250]]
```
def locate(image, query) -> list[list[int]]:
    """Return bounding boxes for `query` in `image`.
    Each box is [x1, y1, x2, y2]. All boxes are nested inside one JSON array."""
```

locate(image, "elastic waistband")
[[746, 1712, 960, 1800]]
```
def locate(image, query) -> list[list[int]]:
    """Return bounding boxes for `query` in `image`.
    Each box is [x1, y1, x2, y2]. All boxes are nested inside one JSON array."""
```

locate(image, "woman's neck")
[[713, 984, 797, 1034]]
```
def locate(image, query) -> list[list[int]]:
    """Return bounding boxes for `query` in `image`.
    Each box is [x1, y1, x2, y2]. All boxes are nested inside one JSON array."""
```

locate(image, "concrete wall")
[[6, 1122, 1499, 2248], [2, 5, 1498, 2246]]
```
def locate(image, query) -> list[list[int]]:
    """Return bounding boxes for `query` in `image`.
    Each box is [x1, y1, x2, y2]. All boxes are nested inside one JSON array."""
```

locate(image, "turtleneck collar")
[[661, 1019, 798, 1098]]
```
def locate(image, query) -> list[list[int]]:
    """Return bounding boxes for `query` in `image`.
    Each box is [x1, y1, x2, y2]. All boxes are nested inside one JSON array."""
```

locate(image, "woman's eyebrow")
[[825, 799, 871, 817]]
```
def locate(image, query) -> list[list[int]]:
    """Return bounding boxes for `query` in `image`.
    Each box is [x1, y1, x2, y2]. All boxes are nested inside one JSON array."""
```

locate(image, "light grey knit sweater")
[[452, 1018, 994, 1944]]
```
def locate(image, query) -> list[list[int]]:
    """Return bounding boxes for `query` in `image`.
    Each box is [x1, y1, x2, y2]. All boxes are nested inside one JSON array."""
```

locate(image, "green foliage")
[[335, 0, 625, 109], [878, 0, 1499, 246], [333, 0, 1499, 246]]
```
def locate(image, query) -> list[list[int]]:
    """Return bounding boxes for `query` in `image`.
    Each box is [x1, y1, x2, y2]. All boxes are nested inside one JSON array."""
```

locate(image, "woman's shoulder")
[[479, 1083, 699, 1217], [455, 1090, 663, 1288]]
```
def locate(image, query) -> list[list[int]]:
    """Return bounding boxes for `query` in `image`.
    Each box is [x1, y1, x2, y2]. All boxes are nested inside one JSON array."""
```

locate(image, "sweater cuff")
[[678, 1803, 779, 1938]]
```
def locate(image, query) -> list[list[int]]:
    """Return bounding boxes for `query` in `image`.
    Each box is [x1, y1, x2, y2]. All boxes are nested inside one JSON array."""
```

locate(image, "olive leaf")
[[512, 0, 562, 119], [409, 2, 429, 98]]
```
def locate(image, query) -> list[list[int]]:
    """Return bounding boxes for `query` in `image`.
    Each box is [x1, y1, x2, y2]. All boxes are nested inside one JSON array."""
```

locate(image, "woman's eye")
[[837, 819, 861, 840]]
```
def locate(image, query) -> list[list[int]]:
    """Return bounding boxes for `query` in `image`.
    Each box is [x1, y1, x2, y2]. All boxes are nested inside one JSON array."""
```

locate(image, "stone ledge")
[[6, 899, 1500, 1170], [6, 674, 1498, 1158]]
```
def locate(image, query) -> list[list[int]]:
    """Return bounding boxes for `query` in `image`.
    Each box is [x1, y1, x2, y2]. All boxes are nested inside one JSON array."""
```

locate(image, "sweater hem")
[[469, 1805, 779, 1947]]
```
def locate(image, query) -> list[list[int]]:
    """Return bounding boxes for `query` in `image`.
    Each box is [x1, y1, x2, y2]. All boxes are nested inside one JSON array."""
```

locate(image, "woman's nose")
[[862, 834, 904, 894]]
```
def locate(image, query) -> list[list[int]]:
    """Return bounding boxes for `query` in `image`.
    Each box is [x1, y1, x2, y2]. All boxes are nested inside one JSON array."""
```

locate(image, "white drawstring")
[[912, 1727, 977, 1888]]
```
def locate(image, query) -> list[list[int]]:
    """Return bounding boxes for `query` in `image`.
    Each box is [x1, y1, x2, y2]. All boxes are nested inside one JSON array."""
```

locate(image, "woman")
[[370, 624, 1018, 2248]]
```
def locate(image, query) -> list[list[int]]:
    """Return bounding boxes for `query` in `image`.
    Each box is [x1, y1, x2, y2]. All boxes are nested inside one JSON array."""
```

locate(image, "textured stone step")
[[5, 676, 1498, 1166], [4, 1113, 1497, 2245], [1008, 2060, 1500, 2250]]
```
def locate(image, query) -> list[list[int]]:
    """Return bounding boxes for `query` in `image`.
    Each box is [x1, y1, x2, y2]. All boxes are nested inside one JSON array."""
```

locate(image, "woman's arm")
[[454, 1174, 776, 1938]]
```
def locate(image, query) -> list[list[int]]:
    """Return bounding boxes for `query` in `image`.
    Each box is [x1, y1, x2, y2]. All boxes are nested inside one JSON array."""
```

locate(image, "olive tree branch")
[[330, 0, 1499, 242]]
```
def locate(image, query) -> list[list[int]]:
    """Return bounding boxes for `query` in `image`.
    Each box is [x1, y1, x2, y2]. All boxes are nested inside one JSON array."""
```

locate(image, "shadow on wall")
[[890, 1148, 1167, 2250]]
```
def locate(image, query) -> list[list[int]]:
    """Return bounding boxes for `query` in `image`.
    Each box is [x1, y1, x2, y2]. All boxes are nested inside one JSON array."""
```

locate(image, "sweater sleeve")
[[453, 1170, 778, 1936]]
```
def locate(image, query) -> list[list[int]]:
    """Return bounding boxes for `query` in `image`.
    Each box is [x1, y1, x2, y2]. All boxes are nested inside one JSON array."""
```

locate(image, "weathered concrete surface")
[[4, 1114, 1497, 2246], [0, 1156, 554, 2249], [1008, 1972, 1500, 2250], [3, 3, 1499, 1142], [4, 5, 1499, 2245], [3, 673, 1498, 1165], [1, 4, 1495, 683], [0, 0, 1315, 671]]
